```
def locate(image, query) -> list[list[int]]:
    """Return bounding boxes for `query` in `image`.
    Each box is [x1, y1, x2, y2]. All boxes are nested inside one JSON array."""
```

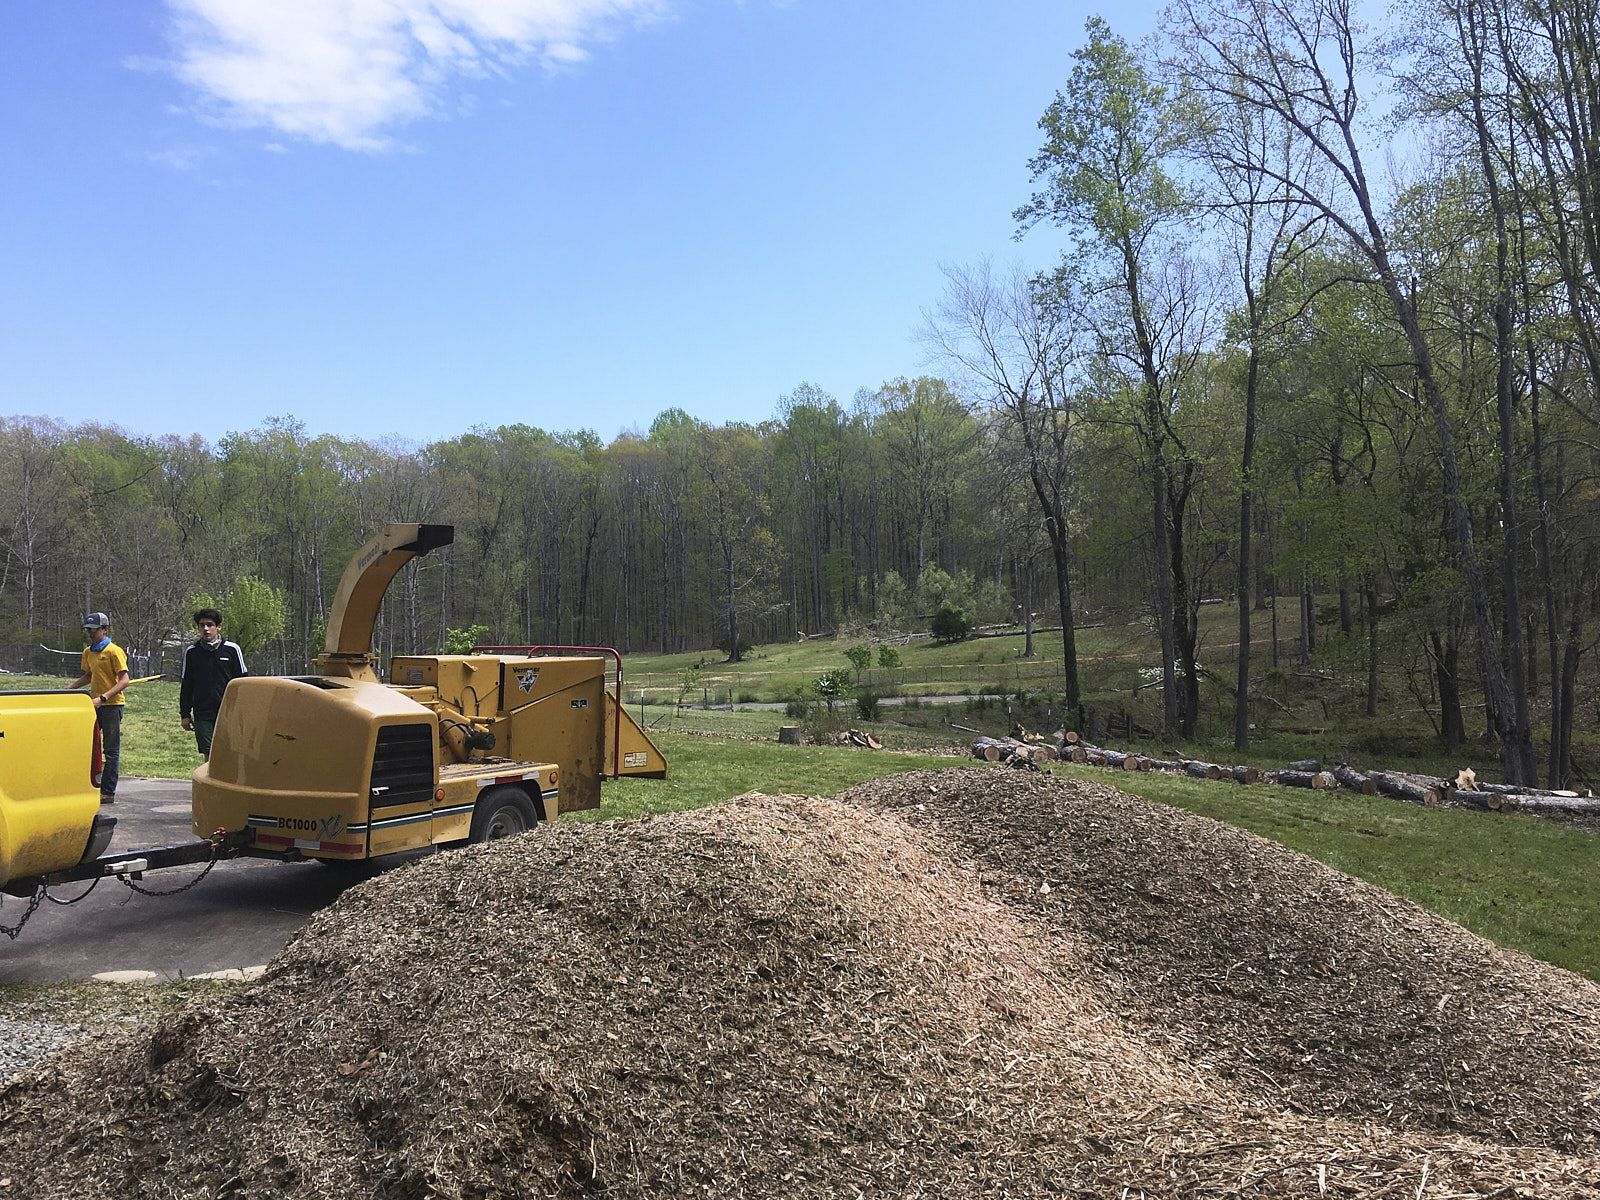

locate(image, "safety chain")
[[116, 833, 225, 898], [2, 831, 231, 937], [0, 886, 44, 941]]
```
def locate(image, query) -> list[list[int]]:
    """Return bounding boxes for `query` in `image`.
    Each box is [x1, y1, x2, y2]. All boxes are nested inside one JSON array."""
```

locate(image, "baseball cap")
[[82, 612, 110, 631]]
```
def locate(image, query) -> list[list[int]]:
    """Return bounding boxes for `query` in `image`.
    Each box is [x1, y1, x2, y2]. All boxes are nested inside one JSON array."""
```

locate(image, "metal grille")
[[369, 723, 435, 810]]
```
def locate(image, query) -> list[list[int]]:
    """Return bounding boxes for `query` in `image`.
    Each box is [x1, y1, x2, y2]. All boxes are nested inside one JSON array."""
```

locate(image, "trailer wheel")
[[469, 786, 537, 843]]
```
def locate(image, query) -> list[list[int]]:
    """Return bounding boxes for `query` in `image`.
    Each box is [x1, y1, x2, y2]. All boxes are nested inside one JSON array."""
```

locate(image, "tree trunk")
[[1430, 630, 1466, 751], [1365, 584, 1380, 718], [1235, 343, 1259, 751]]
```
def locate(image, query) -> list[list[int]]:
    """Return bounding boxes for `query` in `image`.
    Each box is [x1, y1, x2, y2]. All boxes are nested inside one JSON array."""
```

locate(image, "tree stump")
[[778, 726, 803, 746]]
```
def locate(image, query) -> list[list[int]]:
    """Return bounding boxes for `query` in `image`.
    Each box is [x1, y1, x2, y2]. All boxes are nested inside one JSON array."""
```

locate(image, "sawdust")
[[2, 769, 1597, 1198]]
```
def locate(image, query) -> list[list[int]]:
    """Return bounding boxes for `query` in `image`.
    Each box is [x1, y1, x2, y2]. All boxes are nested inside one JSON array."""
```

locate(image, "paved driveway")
[[0, 778, 415, 983]]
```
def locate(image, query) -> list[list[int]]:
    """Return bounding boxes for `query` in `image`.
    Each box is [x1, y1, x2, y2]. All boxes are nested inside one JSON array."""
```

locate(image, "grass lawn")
[[0, 674, 199, 779], [622, 601, 1309, 704], [1079, 766, 1600, 982]]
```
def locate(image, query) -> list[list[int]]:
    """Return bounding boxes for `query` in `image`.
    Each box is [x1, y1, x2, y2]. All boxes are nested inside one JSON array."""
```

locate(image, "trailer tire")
[[469, 786, 538, 843]]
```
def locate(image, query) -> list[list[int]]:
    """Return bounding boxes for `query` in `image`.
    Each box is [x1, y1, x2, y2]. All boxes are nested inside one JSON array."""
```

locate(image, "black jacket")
[[179, 638, 248, 720]]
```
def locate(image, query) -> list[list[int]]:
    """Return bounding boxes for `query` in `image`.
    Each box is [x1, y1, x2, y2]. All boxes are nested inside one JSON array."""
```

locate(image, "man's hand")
[[91, 694, 104, 708], [182, 716, 193, 731]]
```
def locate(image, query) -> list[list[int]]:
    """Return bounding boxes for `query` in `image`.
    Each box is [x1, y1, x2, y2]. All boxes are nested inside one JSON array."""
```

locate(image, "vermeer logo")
[[320, 814, 345, 838], [516, 669, 538, 692]]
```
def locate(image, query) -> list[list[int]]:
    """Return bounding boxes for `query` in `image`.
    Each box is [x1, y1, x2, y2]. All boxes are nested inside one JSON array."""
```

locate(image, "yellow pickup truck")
[[0, 690, 115, 895]]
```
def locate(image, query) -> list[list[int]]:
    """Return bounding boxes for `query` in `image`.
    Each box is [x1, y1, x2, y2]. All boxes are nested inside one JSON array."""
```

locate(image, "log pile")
[[971, 737, 1058, 770], [959, 729, 1600, 825]]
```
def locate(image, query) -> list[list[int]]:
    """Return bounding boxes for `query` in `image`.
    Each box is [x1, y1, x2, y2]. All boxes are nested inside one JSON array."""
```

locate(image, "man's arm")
[[178, 645, 194, 718], [99, 669, 131, 705], [70, 672, 90, 690]]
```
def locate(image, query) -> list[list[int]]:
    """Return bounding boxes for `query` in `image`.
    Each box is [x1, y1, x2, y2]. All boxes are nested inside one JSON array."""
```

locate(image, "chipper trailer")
[[1, 522, 666, 937]]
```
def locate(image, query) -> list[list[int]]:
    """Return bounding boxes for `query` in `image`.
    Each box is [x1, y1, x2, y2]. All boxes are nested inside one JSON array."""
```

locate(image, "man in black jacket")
[[179, 607, 248, 759]]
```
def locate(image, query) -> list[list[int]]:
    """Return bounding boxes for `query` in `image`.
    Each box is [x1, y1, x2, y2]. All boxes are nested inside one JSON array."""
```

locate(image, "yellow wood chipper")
[[193, 522, 666, 863], [2, 522, 666, 931]]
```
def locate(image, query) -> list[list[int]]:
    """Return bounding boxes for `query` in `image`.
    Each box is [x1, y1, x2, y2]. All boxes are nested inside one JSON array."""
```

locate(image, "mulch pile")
[[2, 769, 1597, 1198]]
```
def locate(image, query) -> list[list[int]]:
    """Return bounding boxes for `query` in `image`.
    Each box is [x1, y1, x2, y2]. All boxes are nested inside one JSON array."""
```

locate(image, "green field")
[[623, 602, 1310, 703], [7, 668, 1596, 982]]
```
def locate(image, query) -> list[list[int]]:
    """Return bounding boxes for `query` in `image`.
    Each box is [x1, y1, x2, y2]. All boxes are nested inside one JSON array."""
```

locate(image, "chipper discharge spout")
[[316, 522, 455, 682]]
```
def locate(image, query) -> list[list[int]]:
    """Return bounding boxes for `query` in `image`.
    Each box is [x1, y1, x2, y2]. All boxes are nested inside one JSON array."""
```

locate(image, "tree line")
[[3, 0, 1595, 786]]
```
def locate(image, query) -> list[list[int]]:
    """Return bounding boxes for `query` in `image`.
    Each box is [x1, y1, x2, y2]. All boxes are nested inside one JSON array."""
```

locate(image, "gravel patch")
[[0, 1017, 89, 1083]]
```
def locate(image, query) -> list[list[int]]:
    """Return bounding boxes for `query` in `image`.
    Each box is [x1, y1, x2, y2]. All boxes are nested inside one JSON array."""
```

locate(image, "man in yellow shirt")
[[70, 612, 129, 805]]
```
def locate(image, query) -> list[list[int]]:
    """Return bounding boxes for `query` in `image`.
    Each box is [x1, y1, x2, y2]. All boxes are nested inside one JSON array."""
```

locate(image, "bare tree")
[[923, 260, 1085, 713]]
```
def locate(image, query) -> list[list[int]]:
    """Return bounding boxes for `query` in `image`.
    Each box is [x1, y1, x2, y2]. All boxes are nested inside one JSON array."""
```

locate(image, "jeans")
[[97, 705, 122, 798], [194, 714, 216, 758]]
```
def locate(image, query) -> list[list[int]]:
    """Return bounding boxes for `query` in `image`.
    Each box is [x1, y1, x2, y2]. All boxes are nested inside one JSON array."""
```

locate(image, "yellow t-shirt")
[[80, 641, 129, 705]]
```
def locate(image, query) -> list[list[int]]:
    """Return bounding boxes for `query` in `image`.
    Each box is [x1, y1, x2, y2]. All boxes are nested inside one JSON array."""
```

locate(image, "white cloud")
[[162, 0, 666, 151], [145, 144, 217, 171]]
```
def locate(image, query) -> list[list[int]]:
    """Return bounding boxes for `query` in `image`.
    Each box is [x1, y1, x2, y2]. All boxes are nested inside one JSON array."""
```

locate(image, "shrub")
[[931, 604, 973, 643], [856, 690, 880, 721], [845, 643, 872, 679], [814, 667, 856, 711], [877, 644, 901, 671], [784, 699, 809, 719]]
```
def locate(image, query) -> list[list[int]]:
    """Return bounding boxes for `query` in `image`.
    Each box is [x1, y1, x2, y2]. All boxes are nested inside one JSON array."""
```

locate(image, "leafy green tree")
[[845, 643, 872, 682], [442, 624, 490, 654], [1018, 16, 1206, 734], [876, 644, 901, 671], [225, 575, 288, 659], [691, 423, 781, 664], [813, 666, 856, 713], [931, 604, 973, 643]]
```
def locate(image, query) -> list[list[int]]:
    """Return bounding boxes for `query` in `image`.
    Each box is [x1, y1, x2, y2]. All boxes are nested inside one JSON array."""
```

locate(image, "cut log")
[[1332, 765, 1377, 795], [1469, 792, 1600, 814], [1287, 758, 1322, 773], [1370, 771, 1444, 807], [1085, 751, 1108, 767], [1066, 745, 1087, 763], [1145, 758, 1184, 771], [971, 738, 1004, 762], [1061, 730, 1081, 745], [1266, 769, 1329, 789], [1470, 780, 1589, 798], [1099, 750, 1141, 771], [1454, 767, 1477, 791], [1230, 765, 1262, 784], [1184, 760, 1224, 781], [1033, 744, 1059, 763]]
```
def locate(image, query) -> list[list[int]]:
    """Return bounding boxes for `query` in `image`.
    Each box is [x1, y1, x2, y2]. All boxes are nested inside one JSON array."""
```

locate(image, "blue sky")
[[1, 1, 1153, 444]]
